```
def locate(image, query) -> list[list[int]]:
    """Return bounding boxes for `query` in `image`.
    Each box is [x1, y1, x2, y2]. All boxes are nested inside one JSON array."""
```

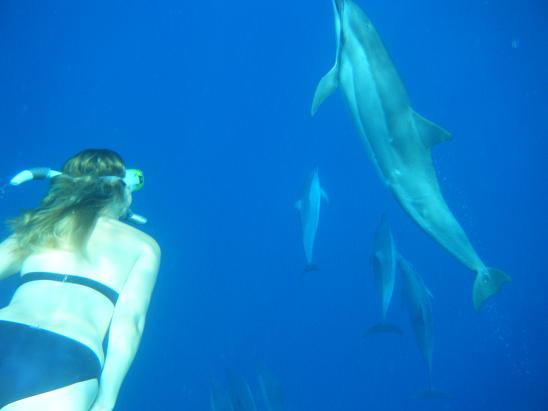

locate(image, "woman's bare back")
[[0, 216, 158, 365]]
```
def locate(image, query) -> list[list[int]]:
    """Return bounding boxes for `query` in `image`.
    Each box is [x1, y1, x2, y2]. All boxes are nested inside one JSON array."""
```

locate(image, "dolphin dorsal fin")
[[412, 110, 452, 148]]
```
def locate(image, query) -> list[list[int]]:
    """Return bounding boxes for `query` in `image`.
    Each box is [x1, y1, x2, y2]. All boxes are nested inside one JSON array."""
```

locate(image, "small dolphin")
[[365, 217, 403, 336], [257, 365, 287, 411], [398, 255, 434, 385], [371, 216, 397, 319], [226, 369, 257, 411], [296, 167, 329, 271], [311, 0, 510, 309]]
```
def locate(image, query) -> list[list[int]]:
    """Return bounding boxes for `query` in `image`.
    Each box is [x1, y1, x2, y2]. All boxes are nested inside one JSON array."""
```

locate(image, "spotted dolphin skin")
[[296, 167, 329, 271], [311, 0, 510, 309]]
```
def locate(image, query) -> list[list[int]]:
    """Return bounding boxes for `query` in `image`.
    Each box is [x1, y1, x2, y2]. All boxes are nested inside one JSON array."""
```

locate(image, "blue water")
[[1, 0, 546, 409]]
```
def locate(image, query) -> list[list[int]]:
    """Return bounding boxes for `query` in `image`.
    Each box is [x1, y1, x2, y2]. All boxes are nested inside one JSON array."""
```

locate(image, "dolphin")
[[296, 167, 329, 271], [371, 216, 397, 319], [257, 365, 287, 411], [226, 369, 257, 411], [311, 0, 510, 310], [365, 216, 403, 336], [398, 255, 434, 386]]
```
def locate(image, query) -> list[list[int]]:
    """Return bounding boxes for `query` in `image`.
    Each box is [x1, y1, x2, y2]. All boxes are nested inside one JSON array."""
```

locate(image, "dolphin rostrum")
[[398, 255, 434, 387], [311, 0, 510, 310], [365, 216, 403, 336], [296, 167, 329, 271]]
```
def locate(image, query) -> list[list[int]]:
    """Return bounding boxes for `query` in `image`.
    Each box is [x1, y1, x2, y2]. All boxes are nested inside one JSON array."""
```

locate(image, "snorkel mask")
[[123, 169, 144, 192], [9, 167, 148, 224]]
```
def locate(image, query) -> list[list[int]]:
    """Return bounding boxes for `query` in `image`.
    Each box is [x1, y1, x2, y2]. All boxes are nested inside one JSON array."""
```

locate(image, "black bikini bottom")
[[0, 320, 101, 408]]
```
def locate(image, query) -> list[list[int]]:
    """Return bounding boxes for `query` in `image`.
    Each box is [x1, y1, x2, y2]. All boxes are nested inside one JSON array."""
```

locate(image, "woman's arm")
[[91, 239, 161, 411], [0, 236, 22, 280]]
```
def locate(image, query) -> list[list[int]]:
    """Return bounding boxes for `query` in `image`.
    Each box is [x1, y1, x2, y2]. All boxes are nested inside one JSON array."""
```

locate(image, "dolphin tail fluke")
[[304, 263, 320, 273], [311, 65, 339, 116], [414, 388, 454, 401], [364, 322, 404, 337], [473, 267, 511, 311]]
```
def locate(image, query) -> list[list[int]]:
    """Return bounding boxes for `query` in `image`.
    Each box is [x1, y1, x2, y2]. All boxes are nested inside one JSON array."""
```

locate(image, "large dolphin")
[[311, 0, 510, 309], [365, 216, 403, 336], [296, 167, 329, 271], [398, 255, 434, 388]]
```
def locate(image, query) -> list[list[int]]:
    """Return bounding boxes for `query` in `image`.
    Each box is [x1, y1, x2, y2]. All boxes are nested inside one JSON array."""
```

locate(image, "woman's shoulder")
[[95, 217, 160, 254]]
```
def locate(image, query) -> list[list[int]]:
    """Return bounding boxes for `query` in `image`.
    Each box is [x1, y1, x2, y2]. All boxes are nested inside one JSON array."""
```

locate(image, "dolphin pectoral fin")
[[321, 188, 330, 203], [473, 267, 512, 311], [311, 65, 340, 116], [412, 110, 452, 148]]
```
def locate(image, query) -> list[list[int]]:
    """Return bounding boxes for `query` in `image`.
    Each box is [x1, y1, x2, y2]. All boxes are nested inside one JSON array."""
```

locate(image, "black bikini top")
[[20, 272, 119, 305]]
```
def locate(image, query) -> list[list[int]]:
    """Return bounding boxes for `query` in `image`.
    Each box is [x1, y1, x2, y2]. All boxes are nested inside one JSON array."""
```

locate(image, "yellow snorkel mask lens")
[[123, 169, 144, 192]]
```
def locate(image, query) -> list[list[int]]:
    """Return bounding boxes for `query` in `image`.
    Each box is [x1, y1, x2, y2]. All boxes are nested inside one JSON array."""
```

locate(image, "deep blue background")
[[1, 0, 547, 410]]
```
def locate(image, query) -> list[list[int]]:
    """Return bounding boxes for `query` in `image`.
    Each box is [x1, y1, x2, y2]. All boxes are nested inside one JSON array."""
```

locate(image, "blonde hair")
[[9, 149, 128, 258]]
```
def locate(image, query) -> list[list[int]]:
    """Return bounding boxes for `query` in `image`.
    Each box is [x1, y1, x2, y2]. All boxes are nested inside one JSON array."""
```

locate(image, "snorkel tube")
[[124, 209, 148, 224], [10, 168, 62, 185], [9, 167, 148, 225]]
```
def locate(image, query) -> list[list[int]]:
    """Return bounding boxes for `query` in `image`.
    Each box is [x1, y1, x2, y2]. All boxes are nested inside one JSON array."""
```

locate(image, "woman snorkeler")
[[0, 149, 161, 410]]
